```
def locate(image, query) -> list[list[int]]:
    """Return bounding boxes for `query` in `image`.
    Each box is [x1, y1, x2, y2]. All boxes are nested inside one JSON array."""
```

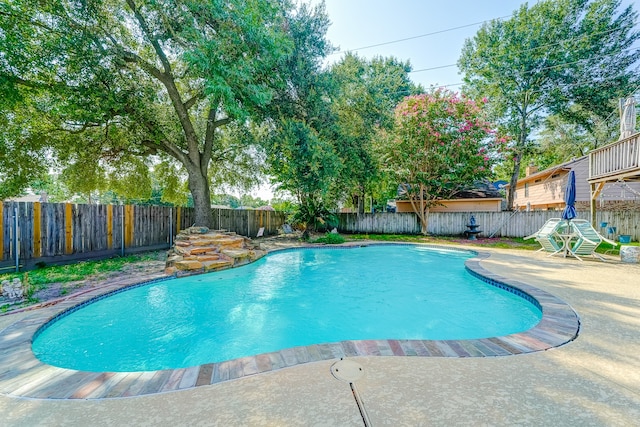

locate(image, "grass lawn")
[[1, 252, 164, 312], [346, 234, 541, 250]]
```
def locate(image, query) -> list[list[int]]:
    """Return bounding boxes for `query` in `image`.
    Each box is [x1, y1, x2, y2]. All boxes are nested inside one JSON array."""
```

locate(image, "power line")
[[329, 16, 512, 56], [410, 26, 637, 75], [421, 44, 640, 91]]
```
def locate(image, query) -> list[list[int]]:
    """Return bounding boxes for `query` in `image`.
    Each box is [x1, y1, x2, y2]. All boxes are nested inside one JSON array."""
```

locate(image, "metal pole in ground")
[[14, 206, 19, 272], [169, 207, 173, 247], [121, 204, 125, 257]]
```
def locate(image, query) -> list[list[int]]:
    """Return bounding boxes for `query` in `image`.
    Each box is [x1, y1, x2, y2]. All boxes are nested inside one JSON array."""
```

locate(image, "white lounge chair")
[[524, 218, 566, 255], [568, 219, 617, 261]]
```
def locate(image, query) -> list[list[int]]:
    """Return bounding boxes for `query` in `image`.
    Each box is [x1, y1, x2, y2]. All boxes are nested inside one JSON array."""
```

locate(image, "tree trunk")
[[406, 184, 430, 235], [418, 206, 430, 235], [357, 188, 365, 214], [187, 167, 212, 228], [506, 153, 521, 211], [507, 107, 529, 211]]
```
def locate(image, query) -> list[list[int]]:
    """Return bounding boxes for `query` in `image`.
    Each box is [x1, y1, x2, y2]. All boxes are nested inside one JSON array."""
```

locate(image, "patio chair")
[[524, 218, 566, 254], [568, 219, 617, 261]]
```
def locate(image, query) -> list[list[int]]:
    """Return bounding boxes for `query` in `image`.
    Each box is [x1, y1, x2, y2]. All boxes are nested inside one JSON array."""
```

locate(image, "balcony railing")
[[589, 132, 640, 182]]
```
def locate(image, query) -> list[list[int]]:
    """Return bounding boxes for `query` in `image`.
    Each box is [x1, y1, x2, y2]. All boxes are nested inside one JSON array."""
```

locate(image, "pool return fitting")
[[331, 359, 372, 427]]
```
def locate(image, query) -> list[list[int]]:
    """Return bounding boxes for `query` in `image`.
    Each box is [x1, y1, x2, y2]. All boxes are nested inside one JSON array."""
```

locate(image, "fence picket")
[[337, 211, 639, 241], [0, 202, 286, 270], [3, 199, 634, 272]]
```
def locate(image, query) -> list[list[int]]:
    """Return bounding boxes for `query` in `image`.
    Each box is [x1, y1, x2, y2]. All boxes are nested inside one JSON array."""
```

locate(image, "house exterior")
[[395, 198, 502, 213], [509, 156, 640, 211], [393, 181, 504, 213]]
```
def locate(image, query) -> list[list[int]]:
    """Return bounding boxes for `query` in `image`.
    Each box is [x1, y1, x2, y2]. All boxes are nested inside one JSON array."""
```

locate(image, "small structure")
[[464, 215, 482, 240]]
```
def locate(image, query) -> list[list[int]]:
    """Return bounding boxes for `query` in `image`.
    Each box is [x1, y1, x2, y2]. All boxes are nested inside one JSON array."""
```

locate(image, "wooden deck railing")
[[589, 132, 640, 182]]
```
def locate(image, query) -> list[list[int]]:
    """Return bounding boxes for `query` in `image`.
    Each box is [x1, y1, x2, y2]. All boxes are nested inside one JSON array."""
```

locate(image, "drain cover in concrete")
[[331, 359, 364, 382]]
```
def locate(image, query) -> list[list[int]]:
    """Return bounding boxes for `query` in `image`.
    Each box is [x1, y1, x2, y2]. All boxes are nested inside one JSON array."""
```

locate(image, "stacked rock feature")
[[165, 227, 266, 276]]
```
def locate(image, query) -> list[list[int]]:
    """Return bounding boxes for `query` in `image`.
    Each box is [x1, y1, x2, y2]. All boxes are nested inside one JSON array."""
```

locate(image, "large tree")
[[377, 89, 497, 235], [0, 0, 322, 226], [459, 0, 640, 209], [261, 2, 339, 233], [330, 53, 415, 213]]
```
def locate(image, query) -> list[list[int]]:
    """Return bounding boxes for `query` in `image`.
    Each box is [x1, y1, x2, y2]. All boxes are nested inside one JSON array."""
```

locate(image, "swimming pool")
[[32, 245, 542, 372]]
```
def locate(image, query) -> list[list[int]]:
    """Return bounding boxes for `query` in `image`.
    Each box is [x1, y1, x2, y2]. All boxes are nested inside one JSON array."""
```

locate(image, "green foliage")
[[312, 233, 345, 245], [0, 100, 50, 199], [266, 120, 338, 198], [0, 0, 319, 226], [459, 0, 640, 208], [0, 254, 157, 288], [151, 161, 189, 206], [377, 89, 497, 234], [347, 234, 542, 250], [210, 194, 240, 208], [290, 196, 338, 234], [270, 198, 295, 213], [329, 53, 417, 213]]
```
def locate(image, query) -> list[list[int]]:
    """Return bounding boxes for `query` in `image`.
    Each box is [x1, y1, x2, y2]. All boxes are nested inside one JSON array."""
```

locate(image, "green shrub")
[[290, 198, 338, 236], [312, 233, 345, 245]]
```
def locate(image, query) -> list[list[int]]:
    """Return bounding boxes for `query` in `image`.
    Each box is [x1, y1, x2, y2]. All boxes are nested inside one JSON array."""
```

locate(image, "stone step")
[[202, 260, 234, 272]]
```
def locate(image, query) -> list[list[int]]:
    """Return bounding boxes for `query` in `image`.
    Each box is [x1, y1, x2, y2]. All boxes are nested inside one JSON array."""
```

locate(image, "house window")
[[524, 182, 529, 197]]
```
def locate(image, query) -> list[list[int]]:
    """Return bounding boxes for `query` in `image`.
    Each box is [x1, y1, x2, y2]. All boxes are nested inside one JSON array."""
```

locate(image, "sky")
[[315, 0, 636, 89], [315, 0, 538, 89]]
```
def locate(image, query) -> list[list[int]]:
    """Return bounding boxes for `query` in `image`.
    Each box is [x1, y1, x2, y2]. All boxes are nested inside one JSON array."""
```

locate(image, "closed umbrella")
[[562, 170, 577, 221], [620, 97, 636, 139], [560, 170, 577, 257]]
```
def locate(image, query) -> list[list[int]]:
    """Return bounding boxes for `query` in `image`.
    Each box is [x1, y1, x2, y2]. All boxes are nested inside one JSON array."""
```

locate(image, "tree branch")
[[202, 106, 232, 172], [184, 91, 205, 110], [122, 104, 187, 164], [125, 0, 172, 75]]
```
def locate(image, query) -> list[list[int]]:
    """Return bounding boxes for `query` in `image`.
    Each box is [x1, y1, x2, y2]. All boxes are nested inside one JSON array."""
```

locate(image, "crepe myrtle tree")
[[377, 89, 499, 234]]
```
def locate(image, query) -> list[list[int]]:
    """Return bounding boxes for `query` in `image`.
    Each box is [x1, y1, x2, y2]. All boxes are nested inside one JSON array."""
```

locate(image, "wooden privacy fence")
[[0, 202, 285, 271], [337, 210, 640, 241]]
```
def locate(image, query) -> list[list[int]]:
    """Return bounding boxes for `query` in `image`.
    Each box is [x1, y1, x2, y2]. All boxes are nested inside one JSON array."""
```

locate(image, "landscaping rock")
[[174, 260, 204, 271], [620, 245, 640, 263], [165, 229, 262, 276], [188, 226, 210, 234], [202, 260, 234, 271]]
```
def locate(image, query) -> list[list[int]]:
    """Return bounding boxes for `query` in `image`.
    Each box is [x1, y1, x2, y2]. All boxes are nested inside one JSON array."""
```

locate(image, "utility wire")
[[429, 43, 640, 91], [329, 16, 512, 56], [410, 27, 638, 75]]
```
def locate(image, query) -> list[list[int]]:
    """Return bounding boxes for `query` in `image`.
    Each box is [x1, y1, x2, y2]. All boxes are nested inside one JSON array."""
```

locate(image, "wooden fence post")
[[33, 202, 41, 258], [120, 204, 125, 256], [124, 205, 134, 249], [65, 203, 73, 255], [169, 207, 173, 247], [176, 206, 181, 234], [107, 204, 113, 249]]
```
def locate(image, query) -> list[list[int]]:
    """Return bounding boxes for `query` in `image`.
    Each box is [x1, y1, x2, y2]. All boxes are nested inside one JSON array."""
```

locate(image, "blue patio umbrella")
[[561, 170, 577, 221]]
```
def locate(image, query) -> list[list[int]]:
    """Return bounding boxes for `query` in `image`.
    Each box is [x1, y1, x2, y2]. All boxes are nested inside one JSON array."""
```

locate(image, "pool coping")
[[0, 244, 580, 400]]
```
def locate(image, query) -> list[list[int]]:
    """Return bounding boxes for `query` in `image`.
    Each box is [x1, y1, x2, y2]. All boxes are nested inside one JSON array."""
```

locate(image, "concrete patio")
[[1, 247, 639, 426]]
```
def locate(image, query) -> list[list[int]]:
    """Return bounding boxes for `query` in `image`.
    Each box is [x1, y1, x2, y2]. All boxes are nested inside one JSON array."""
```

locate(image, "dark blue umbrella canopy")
[[562, 170, 577, 221]]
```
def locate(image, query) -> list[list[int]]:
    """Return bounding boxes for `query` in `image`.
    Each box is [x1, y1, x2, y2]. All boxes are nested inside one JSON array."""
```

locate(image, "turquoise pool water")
[[32, 246, 542, 372]]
